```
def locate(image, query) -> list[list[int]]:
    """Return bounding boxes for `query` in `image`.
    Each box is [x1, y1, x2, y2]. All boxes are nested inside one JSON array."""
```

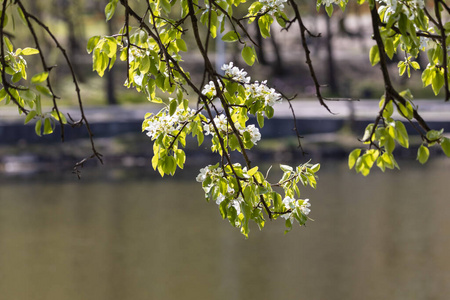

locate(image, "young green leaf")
[[247, 166, 258, 176], [441, 137, 450, 157], [20, 48, 39, 55], [221, 31, 240, 42], [24, 110, 37, 124], [349, 148, 361, 169], [176, 39, 187, 52], [31, 72, 49, 84], [242, 46, 256, 66], [369, 45, 380, 66], [105, 1, 117, 21], [43, 117, 53, 135], [35, 119, 42, 136], [417, 144, 429, 164]]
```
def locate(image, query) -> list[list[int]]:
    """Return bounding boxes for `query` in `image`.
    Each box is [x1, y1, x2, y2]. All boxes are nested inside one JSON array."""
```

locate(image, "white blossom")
[[244, 124, 261, 144], [230, 199, 242, 216], [204, 114, 229, 136], [202, 80, 222, 96], [216, 193, 226, 205], [245, 81, 282, 107], [377, 0, 424, 21], [259, 0, 288, 15], [221, 62, 251, 83], [321, 0, 343, 7], [299, 199, 311, 216], [196, 164, 222, 183], [281, 197, 311, 220], [144, 106, 195, 140]]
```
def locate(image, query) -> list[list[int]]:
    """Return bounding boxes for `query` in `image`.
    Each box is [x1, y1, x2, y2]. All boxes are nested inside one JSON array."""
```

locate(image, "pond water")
[[0, 158, 449, 300]]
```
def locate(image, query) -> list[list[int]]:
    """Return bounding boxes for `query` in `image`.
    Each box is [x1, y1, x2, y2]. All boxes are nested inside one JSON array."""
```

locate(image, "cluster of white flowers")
[[281, 197, 311, 221], [203, 113, 262, 145], [244, 124, 262, 144], [245, 80, 282, 107], [196, 164, 244, 217], [320, 0, 345, 7], [203, 62, 282, 108], [222, 62, 250, 83], [144, 106, 195, 140], [378, 0, 424, 21], [202, 80, 222, 96], [258, 0, 288, 15], [196, 164, 223, 187]]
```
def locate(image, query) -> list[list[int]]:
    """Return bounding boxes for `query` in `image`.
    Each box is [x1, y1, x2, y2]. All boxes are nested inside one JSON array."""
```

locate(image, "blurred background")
[[1, 1, 450, 299]]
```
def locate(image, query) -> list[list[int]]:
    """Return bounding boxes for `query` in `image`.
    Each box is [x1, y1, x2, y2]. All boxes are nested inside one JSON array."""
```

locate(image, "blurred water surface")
[[0, 158, 449, 300]]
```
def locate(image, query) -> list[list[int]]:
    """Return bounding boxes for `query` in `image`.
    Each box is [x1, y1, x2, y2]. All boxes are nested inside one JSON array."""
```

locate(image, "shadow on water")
[[0, 155, 450, 300]]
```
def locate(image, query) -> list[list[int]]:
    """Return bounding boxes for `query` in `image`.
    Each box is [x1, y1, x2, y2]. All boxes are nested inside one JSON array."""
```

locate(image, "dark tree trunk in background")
[[325, 16, 338, 95], [60, 0, 86, 82], [270, 30, 284, 76], [255, 22, 267, 65]]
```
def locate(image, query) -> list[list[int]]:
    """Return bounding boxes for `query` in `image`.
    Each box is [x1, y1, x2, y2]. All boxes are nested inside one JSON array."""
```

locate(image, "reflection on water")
[[0, 159, 450, 300]]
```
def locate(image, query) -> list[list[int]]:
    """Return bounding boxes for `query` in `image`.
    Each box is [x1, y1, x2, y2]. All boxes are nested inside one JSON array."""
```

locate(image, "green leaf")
[[175, 149, 186, 169], [276, 15, 286, 28], [421, 67, 433, 87], [376, 156, 386, 172], [20, 48, 39, 56], [310, 163, 320, 173], [398, 61, 406, 76], [31, 72, 49, 84], [169, 99, 177, 116], [160, 0, 172, 14], [441, 137, 450, 157], [356, 150, 379, 176], [362, 123, 374, 141], [398, 102, 413, 119], [384, 135, 395, 154], [87, 36, 100, 54], [380, 152, 395, 169], [43, 117, 53, 135], [35, 119, 42, 136], [221, 31, 240, 42], [369, 45, 380, 66], [426, 129, 443, 141], [348, 148, 361, 169], [410, 61, 420, 70], [36, 85, 53, 98], [20, 89, 36, 102], [325, 3, 334, 16], [280, 164, 293, 172], [242, 46, 256, 66], [139, 56, 151, 73], [395, 121, 409, 148], [256, 112, 264, 128], [176, 39, 187, 52], [105, 1, 117, 21], [4, 36, 13, 52], [24, 110, 37, 124], [431, 69, 444, 95], [51, 111, 67, 124], [398, 14, 408, 36], [247, 166, 258, 176], [258, 15, 272, 38], [417, 144, 429, 164], [12, 72, 22, 83], [385, 38, 395, 59], [264, 106, 274, 118], [17, 7, 26, 24]]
